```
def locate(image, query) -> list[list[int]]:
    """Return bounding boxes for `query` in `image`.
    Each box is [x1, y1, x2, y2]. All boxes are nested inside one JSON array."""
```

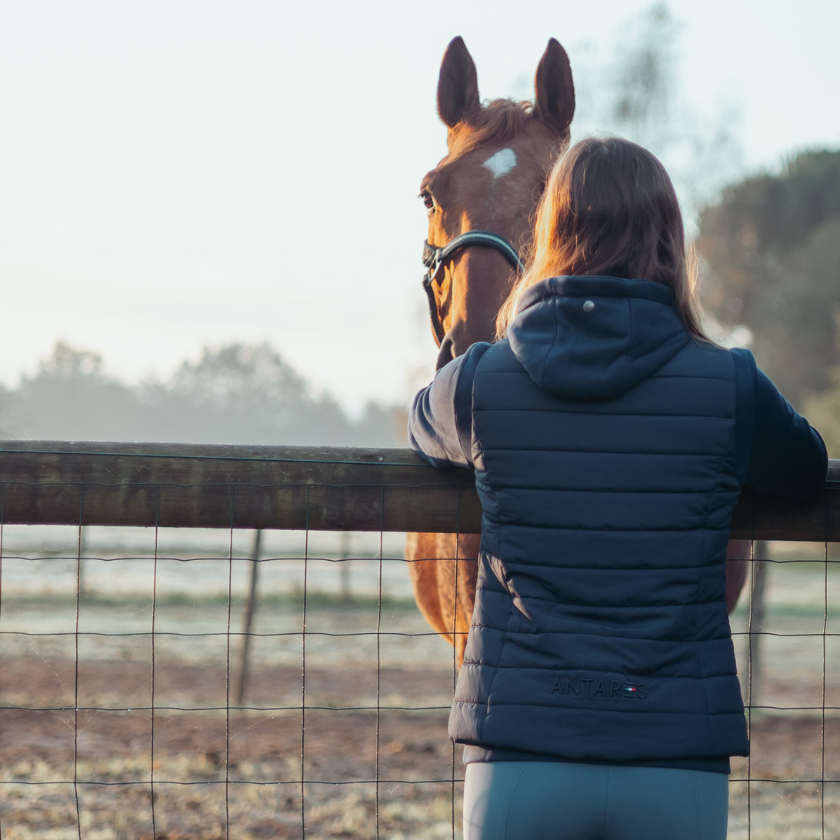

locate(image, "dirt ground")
[[1, 654, 839, 839], [2, 546, 839, 839], [0, 655, 460, 840]]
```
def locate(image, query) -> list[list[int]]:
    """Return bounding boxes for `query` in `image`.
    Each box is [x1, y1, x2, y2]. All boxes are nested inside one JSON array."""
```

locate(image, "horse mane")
[[447, 98, 534, 161]]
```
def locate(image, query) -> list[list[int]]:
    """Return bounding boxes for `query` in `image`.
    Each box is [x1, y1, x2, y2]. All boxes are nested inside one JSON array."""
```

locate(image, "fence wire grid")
[[0, 469, 838, 840]]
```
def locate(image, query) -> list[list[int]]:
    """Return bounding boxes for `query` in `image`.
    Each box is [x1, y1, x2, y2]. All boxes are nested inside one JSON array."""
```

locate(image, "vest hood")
[[508, 276, 691, 400]]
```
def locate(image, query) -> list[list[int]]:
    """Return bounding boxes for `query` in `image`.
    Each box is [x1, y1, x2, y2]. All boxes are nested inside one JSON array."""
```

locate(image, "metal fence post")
[[235, 529, 262, 706], [748, 540, 770, 710], [339, 530, 352, 602]]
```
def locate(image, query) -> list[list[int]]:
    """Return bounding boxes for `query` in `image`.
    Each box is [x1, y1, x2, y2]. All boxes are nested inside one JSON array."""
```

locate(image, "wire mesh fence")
[[0, 442, 837, 839]]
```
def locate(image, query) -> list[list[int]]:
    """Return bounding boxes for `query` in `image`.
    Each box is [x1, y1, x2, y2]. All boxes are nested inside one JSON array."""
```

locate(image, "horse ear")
[[437, 36, 481, 128], [533, 38, 575, 134]]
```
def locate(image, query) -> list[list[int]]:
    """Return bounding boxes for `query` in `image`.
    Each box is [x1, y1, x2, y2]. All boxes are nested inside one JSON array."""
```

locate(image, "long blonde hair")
[[497, 137, 708, 341]]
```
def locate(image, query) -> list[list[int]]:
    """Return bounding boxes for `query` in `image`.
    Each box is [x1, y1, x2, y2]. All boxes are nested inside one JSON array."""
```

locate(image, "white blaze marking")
[[483, 148, 517, 179]]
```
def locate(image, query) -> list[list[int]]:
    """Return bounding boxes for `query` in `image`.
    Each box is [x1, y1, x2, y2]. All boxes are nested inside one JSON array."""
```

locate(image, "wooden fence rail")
[[0, 441, 838, 541]]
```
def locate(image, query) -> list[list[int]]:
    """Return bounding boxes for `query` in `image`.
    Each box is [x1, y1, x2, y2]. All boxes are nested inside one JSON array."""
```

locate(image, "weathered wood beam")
[[0, 442, 837, 541], [0, 442, 480, 533]]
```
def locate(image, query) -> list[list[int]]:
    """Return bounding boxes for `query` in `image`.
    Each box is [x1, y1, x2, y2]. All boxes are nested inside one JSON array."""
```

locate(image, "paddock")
[[0, 442, 837, 839]]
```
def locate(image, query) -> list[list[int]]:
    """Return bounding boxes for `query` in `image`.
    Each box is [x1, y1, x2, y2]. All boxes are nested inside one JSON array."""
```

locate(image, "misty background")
[[1, 2, 839, 451]]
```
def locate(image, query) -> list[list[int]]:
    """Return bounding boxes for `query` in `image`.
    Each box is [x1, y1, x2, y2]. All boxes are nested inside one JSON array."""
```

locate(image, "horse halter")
[[422, 230, 525, 347]]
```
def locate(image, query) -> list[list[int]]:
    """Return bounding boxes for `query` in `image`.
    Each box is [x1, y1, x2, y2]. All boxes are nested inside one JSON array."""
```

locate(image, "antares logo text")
[[550, 677, 647, 699]]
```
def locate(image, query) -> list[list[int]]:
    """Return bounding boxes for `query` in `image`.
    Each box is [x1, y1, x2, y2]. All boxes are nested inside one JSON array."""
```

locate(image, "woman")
[[408, 137, 827, 840]]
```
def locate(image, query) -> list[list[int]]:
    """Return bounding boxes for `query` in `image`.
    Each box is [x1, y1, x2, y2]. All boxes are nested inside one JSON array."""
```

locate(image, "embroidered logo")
[[550, 677, 647, 700]]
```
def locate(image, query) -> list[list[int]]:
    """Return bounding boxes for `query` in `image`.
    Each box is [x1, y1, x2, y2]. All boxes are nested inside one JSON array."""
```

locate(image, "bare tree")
[[547, 3, 742, 223]]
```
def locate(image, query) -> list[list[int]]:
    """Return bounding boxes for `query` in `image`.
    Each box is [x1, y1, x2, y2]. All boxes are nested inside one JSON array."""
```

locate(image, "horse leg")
[[406, 532, 479, 668], [406, 532, 450, 640], [449, 533, 480, 666]]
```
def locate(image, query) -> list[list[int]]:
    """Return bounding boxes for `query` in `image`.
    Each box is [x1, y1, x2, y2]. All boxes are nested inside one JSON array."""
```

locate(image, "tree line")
[[0, 341, 407, 447]]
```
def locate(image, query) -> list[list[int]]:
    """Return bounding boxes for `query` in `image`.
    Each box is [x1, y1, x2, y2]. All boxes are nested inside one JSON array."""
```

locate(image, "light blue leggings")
[[463, 761, 728, 840]]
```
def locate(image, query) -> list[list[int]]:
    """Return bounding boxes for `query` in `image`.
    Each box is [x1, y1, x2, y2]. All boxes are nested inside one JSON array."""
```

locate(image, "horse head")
[[421, 36, 575, 369]]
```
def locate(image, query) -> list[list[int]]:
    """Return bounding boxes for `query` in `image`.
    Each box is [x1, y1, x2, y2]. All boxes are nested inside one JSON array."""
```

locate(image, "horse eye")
[[421, 192, 435, 210]]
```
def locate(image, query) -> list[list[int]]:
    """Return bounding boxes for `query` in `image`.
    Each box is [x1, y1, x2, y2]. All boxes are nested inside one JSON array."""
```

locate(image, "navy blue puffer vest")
[[449, 276, 750, 762]]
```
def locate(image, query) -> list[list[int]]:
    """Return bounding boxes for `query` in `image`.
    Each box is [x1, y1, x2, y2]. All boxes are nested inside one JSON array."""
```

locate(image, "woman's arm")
[[737, 350, 828, 501], [408, 342, 491, 469]]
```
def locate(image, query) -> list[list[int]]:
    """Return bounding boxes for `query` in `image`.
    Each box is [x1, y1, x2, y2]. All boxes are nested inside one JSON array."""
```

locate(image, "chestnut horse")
[[408, 37, 748, 667]]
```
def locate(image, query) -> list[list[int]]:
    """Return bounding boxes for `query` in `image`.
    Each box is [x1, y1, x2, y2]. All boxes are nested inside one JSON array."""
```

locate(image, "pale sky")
[[1, 0, 838, 416]]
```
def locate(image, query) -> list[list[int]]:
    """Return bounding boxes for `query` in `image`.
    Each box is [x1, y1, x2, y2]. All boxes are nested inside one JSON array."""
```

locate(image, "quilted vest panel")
[[449, 339, 750, 762]]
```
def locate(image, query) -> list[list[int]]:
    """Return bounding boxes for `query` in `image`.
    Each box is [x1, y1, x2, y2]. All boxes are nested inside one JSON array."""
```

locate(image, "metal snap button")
[[583, 300, 595, 312]]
